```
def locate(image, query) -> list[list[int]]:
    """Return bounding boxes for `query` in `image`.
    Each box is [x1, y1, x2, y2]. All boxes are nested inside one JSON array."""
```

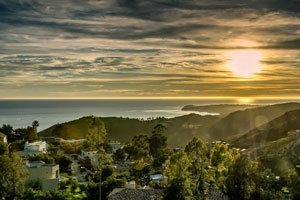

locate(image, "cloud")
[[0, 0, 300, 98]]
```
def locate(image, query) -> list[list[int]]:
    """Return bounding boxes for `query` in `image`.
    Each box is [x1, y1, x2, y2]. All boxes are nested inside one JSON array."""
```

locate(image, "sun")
[[238, 98, 253, 104], [226, 49, 263, 78]]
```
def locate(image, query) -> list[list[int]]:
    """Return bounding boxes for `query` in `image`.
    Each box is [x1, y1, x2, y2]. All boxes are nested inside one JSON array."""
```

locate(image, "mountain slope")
[[207, 102, 300, 141], [232, 109, 300, 149], [39, 114, 219, 147]]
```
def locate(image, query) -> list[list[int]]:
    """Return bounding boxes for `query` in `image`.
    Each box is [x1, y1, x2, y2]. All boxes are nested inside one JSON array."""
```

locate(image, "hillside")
[[39, 114, 219, 147], [182, 104, 260, 117], [207, 102, 300, 141], [228, 109, 300, 177], [232, 109, 300, 149]]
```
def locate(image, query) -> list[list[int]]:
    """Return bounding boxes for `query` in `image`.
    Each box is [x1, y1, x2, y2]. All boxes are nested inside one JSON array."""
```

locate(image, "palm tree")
[[32, 120, 39, 129]]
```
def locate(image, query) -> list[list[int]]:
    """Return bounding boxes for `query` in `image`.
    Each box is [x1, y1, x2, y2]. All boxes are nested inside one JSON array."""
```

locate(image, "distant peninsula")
[[182, 104, 261, 117]]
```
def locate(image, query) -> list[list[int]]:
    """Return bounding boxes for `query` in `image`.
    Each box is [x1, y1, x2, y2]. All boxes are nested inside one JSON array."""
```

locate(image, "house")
[[0, 132, 7, 143], [24, 141, 49, 156], [110, 142, 121, 152], [107, 188, 163, 200], [150, 174, 168, 183], [25, 161, 60, 193]]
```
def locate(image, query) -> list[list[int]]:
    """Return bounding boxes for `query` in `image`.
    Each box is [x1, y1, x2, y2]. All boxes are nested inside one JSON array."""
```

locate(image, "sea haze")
[[0, 99, 298, 131]]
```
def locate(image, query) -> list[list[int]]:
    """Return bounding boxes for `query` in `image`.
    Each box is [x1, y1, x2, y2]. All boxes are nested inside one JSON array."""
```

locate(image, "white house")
[[25, 161, 60, 193], [24, 141, 49, 156], [0, 132, 7, 143]]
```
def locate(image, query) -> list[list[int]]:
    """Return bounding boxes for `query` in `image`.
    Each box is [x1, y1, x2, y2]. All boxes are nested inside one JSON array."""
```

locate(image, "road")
[[67, 155, 87, 182]]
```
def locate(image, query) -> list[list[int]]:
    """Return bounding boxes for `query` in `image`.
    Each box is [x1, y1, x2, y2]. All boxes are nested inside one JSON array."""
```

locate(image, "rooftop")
[[108, 188, 163, 200], [26, 161, 45, 168], [26, 160, 58, 168], [25, 141, 46, 146]]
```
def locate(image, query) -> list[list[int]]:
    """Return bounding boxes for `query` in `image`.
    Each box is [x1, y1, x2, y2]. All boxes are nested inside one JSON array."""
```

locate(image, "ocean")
[[0, 99, 299, 131]]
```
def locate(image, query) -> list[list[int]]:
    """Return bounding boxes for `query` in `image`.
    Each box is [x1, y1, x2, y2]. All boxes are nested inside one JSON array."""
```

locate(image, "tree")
[[286, 169, 300, 199], [112, 148, 126, 162], [0, 152, 28, 200], [184, 137, 207, 164], [29, 154, 55, 164], [210, 144, 239, 189], [184, 137, 211, 198], [55, 154, 72, 174], [124, 135, 150, 161], [14, 126, 38, 142], [149, 133, 168, 167], [9, 140, 25, 152], [20, 187, 44, 200], [152, 124, 166, 135], [25, 126, 38, 142], [0, 141, 8, 155], [60, 141, 82, 154], [225, 154, 260, 200], [14, 128, 28, 140], [90, 166, 114, 183], [164, 150, 193, 200], [86, 117, 108, 200], [32, 120, 39, 130], [101, 175, 126, 199], [0, 124, 14, 142]]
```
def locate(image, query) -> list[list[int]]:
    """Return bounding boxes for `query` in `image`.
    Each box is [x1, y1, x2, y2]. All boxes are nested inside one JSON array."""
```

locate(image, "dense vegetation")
[[164, 137, 300, 200]]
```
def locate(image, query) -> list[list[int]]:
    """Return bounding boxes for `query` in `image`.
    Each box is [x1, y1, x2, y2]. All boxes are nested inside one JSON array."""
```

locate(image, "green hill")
[[232, 109, 300, 149], [207, 102, 300, 141], [39, 114, 219, 147], [229, 109, 300, 177]]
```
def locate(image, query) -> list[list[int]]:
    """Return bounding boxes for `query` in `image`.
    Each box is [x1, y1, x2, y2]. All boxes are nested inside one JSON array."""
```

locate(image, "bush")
[[29, 154, 55, 164]]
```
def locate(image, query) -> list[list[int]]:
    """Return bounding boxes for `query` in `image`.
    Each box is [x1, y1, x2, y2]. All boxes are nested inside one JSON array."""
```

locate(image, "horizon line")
[[2, 96, 300, 100]]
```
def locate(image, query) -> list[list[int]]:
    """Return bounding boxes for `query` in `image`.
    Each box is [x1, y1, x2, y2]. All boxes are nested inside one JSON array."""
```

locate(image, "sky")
[[0, 0, 300, 99]]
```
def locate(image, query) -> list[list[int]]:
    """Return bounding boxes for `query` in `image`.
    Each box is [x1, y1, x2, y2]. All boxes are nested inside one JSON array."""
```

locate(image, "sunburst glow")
[[226, 50, 263, 78], [238, 98, 254, 104]]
